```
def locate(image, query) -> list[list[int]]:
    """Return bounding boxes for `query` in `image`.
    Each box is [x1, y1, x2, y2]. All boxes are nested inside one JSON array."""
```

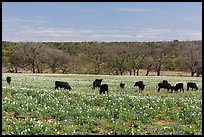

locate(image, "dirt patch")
[[156, 120, 171, 126], [141, 124, 149, 131], [3, 92, 13, 99], [94, 105, 103, 111]]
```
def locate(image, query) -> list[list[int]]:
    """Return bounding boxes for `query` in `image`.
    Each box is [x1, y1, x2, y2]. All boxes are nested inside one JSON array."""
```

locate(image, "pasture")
[[2, 73, 202, 135]]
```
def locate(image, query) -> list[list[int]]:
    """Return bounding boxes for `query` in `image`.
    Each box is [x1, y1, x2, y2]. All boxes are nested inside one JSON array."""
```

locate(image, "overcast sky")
[[2, 2, 202, 42]]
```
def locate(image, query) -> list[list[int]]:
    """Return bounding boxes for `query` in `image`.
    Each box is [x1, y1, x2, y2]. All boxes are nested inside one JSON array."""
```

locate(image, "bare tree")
[[179, 42, 202, 77], [44, 47, 71, 73], [19, 42, 45, 73], [128, 43, 150, 76], [85, 44, 106, 74], [152, 42, 174, 76], [8, 42, 47, 73], [10, 46, 27, 73], [58, 52, 73, 74], [107, 45, 130, 75], [143, 56, 155, 76]]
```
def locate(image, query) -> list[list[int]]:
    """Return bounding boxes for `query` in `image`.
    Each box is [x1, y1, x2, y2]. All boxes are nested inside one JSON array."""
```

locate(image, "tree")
[[152, 42, 174, 76], [43, 47, 71, 73], [143, 56, 154, 76], [2, 42, 19, 72], [128, 43, 150, 76], [107, 44, 130, 75], [85, 43, 106, 74], [9, 46, 28, 73], [179, 42, 202, 77], [58, 52, 73, 74], [19, 42, 45, 73]]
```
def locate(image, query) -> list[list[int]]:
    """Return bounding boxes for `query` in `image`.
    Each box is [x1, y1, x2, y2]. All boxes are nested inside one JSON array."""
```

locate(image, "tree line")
[[2, 40, 202, 77]]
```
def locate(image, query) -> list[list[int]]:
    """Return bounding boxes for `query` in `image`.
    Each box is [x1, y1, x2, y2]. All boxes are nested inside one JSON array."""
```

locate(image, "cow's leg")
[[158, 87, 160, 92], [171, 88, 173, 93]]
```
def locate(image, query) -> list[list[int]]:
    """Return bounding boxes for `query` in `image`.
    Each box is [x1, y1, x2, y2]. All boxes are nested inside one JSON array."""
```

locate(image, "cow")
[[162, 80, 168, 83], [99, 84, 108, 94], [169, 86, 175, 93], [120, 83, 125, 88], [158, 80, 171, 92], [93, 79, 103, 89], [55, 81, 72, 90], [134, 81, 145, 92], [174, 83, 184, 92], [187, 82, 198, 91], [6, 76, 11, 85]]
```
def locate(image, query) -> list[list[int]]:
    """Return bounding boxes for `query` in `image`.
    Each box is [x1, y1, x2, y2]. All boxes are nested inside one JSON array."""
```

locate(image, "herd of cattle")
[[6, 76, 199, 95], [54, 79, 199, 94]]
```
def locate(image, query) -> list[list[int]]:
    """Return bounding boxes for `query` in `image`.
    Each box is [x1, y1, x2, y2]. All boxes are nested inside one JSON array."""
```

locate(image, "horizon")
[[3, 2, 202, 42]]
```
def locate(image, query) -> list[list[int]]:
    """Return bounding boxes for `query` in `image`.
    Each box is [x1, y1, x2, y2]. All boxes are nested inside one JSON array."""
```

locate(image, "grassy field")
[[2, 73, 202, 135]]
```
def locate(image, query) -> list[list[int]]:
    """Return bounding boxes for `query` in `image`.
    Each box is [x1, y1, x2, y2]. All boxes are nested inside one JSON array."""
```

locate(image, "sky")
[[2, 2, 202, 42]]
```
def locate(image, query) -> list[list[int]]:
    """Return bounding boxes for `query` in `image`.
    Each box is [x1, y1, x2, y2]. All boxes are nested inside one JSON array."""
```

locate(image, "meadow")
[[2, 73, 202, 135]]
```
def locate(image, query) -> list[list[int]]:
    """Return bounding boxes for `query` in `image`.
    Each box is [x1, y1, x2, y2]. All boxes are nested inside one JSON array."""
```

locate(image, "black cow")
[[93, 79, 103, 89], [169, 86, 175, 93], [99, 84, 108, 94], [174, 83, 184, 92], [134, 81, 145, 92], [187, 82, 198, 91], [120, 83, 125, 88], [6, 76, 11, 85], [158, 81, 171, 92], [162, 80, 168, 83], [55, 81, 72, 90]]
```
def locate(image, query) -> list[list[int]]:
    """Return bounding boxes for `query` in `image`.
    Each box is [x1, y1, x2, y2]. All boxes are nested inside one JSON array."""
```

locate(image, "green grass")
[[2, 73, 202, 135]]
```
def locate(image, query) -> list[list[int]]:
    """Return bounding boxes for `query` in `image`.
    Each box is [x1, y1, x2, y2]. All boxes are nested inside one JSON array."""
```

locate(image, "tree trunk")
[[136, 69, 139, 76], [119, 68, 123, 75], [129, 70, 132, 75], [62, 69, 66, 74], [146, 64, 153, 76], [37, 67, 40, 73], [156, 67, 161, 76], [157, 70, 160, 76], [32, 62, 35, 73], [15, 67, 18, 73], [52, 68, 56, 73], [146, 71, 149, 76], [191, 71, 195, 77], [133, 69, 136, 76]]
